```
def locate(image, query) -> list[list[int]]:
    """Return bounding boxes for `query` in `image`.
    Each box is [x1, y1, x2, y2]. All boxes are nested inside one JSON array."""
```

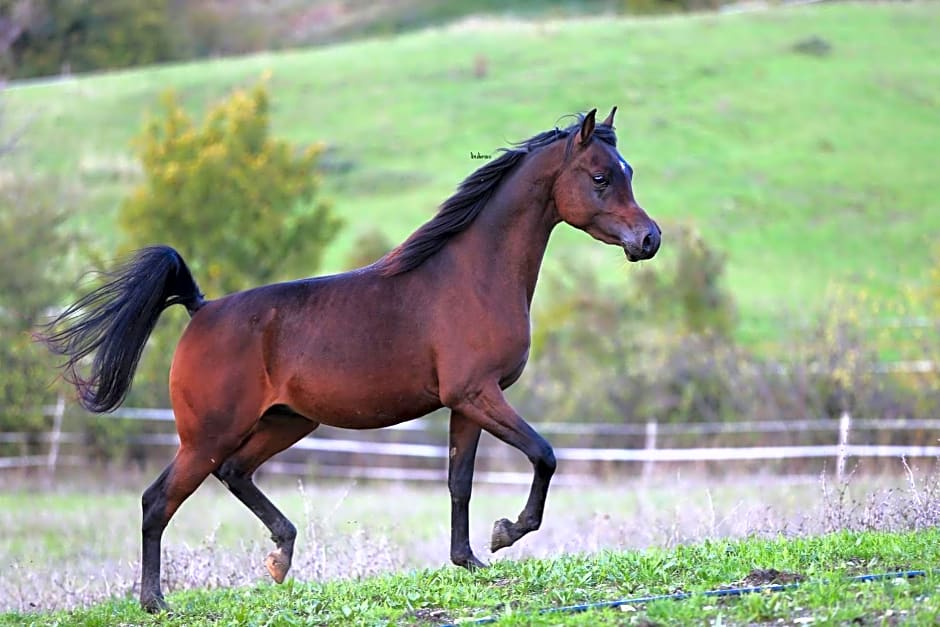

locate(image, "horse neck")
[[451, 147, 562, 306]]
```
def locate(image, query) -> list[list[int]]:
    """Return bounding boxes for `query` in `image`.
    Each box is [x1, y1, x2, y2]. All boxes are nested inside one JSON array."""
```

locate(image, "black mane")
[[376, 114, 617, 277]]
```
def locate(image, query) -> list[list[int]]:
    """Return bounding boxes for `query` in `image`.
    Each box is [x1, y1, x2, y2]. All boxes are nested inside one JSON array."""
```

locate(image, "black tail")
[[38, 246, 205, 413]]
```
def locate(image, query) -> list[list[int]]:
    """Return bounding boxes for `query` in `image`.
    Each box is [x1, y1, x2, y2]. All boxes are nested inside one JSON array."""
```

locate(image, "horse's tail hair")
[[37, 245, 206, 413]]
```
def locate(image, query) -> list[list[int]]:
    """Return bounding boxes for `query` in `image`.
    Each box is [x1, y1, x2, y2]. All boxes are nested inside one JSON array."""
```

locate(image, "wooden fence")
[[2, 402, 940, 484]]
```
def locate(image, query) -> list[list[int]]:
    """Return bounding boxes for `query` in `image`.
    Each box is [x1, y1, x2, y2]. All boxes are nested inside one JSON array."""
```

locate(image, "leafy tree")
[[0, 89, 121, 460], [1, 0, 181, 79], [0, 174, 77, 437], [117, 80, 341, 406], [120, 80, 342, 296]]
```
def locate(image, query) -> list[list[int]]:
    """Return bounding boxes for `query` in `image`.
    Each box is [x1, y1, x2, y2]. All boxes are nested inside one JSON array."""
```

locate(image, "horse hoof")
[[265, 548, 291, 584], [467, 554, 488, 570], [490, 518, 514, 552], [455, 553, 488, 570], [141, 594, 170, 614]]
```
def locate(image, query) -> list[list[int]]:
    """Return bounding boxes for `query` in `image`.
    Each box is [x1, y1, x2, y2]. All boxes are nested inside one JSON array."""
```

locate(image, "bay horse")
[[39, 107, 660, 613]]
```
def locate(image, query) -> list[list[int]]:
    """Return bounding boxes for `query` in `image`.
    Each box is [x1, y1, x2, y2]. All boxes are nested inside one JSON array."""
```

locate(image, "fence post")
[[836, 410, 851, 482], [45, 394, 65, 484], [643, 419, 658, 480]]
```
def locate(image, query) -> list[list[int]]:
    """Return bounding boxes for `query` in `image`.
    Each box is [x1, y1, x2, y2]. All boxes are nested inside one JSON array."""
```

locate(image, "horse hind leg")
[[213, 410, 318, 584], [141, 440, 241, 613]]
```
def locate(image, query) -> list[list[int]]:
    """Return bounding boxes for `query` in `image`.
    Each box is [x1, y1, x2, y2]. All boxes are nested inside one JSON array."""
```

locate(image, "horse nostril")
[[639, 227, 660, 258]]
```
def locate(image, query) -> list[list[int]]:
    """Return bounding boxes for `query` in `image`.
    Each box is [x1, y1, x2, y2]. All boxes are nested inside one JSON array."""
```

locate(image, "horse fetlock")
[[522, 514, 542, 532], [452, 549, 488, 570], [490, 518, 516, 552], [141, 592, 170, 614], [271, 520, 297, 545], [265, 547, 292, 584]]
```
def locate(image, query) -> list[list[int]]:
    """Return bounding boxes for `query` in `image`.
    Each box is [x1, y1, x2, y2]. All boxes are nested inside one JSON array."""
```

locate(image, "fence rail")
[[34, 405, 940, 435], [3, 406, 940, 483]]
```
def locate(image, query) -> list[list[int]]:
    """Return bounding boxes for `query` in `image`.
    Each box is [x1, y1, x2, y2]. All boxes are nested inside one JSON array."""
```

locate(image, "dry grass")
[[2, 461, 940, 614]]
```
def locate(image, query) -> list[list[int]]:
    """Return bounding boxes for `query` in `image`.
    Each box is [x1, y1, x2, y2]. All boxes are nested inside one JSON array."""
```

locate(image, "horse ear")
[[579, 108, 597, 145], [602, 106, 617, 127]]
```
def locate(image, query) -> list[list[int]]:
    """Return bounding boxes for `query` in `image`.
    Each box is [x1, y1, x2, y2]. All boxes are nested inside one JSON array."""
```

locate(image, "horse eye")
[[592, 174, 608, 187]]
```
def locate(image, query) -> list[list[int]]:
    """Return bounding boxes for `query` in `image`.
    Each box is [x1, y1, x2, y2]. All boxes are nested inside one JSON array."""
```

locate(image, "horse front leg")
[[448, 410, 485, 568], [448, 381, 556, 554]]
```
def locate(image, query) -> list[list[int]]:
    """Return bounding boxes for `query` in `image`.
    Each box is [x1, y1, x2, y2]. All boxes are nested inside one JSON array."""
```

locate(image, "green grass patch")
[[5, 2, 939, 344], [4, 529, 939, 625]]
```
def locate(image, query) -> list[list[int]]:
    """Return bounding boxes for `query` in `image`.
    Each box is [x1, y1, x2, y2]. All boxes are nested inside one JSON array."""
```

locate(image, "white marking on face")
[[617, 154, 633, 178]]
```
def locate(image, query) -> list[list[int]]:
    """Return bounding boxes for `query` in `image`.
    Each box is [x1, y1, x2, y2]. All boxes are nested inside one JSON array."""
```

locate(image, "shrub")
[[517, 225, 940, 448], [344, 228, 394, 270], [634, 223, 736, 338]]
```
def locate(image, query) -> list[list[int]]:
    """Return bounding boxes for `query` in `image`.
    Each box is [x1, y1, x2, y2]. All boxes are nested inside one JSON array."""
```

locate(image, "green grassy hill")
[[5, 2, 938, 343]]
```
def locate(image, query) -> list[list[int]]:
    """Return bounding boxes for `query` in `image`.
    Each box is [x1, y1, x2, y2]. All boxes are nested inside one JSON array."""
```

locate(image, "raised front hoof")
[[490, 518, 516, 552], [453, 553, 488, 570], [141, 594, 170, 614], [265, 547, 292, 584]]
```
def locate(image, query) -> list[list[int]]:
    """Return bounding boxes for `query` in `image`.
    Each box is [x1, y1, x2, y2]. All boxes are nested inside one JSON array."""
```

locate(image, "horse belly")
[[281, 359, 442, 430], [251, 276, 445, 428]]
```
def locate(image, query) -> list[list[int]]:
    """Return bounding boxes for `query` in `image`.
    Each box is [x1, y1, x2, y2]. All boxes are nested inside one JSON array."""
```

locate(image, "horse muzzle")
[[622, 222, 661, 262]]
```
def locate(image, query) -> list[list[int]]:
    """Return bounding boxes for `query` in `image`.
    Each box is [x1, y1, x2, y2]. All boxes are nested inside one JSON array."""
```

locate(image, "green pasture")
[[3, 469, 940, 623], [5, 519, 940, 625], [131, 531, 940, 626], [4, 2, 939, 344]]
